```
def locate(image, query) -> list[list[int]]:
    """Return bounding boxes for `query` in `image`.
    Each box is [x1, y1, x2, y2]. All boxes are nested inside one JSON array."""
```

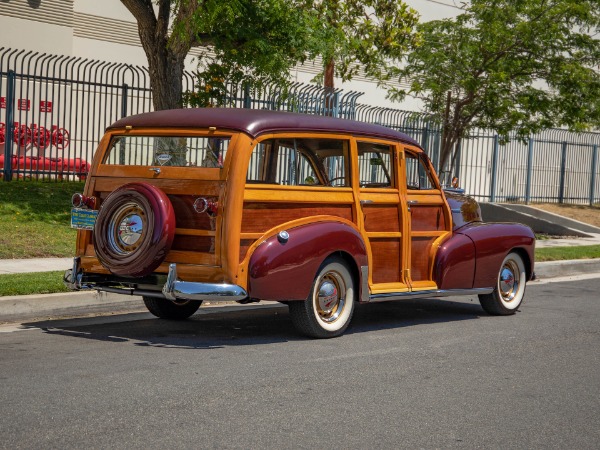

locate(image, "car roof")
[[108, 108, 422, 148]]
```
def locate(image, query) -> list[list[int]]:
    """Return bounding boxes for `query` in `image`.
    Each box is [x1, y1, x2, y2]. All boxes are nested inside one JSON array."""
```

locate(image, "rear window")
[[103, 136, 231, 168]]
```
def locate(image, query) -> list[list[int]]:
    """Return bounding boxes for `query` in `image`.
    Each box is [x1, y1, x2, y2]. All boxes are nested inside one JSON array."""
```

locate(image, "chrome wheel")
[[289, 257, 356, 338], [479, 252, 527, 315], [107, 202, 147, 255], [499, 260, 520, 305], [315, 272, 346, 323]]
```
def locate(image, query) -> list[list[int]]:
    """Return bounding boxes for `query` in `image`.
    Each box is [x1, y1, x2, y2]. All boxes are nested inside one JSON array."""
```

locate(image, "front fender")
[[457, 222, 535, 288], [247, 221, 368, 301]]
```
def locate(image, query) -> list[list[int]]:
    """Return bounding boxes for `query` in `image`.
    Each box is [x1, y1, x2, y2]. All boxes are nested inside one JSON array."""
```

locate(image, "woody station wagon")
[[64, 108, 535, 338]]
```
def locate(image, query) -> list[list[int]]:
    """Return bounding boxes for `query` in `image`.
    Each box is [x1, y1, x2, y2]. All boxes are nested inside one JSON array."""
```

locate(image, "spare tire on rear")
[[94, 182, 175, 277]]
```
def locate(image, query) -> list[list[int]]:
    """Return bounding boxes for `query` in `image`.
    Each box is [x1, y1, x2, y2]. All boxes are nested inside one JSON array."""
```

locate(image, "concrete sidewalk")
[[0, 257, 74, 275]]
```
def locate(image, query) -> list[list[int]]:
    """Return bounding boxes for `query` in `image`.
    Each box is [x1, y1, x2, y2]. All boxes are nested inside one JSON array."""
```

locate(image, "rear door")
[[402, 148, 452, 291], [355, 139, 409, 294]]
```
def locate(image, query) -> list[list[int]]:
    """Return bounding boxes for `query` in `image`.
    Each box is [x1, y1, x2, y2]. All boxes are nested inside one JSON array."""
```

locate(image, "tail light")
[[72, 193, 96, 209]]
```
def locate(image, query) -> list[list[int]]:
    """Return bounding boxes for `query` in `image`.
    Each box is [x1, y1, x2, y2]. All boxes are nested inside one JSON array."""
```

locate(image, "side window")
[[357, 141, 395, 188], [247, 138, 349, 187], [405, 151, 436, 190]]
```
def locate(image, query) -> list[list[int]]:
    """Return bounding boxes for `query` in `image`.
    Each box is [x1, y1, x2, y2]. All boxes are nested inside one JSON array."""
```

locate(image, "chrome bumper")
[[161, 263, 247, 302], [64, 258, 248, 303]]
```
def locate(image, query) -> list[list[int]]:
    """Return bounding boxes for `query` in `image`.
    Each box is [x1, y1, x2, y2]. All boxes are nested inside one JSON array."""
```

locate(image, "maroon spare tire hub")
[[93, 182, 175, 277]]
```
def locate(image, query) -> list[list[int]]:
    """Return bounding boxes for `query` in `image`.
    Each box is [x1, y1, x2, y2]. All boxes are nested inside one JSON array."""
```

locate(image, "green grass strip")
[[0, 271, 69, 297], [0, 180, 84, 259], [535, 245, 600, 262]]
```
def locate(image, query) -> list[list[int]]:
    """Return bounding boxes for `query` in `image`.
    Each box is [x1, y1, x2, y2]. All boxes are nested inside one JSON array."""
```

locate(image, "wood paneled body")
[[241, 202, 353, 234], [359, 197, 405, 287], [240, 189, 354, 262], [76, 125, 457, 298], [402, 146, 453, 288], [83, 175, 227, 272]]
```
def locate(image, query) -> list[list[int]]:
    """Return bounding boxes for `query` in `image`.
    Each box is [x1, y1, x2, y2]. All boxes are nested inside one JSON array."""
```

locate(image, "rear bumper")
[[64, 257, 248, 303]]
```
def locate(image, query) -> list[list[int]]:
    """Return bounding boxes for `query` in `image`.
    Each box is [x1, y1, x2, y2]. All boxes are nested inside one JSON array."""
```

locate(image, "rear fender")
[[457, 222, 535, 288], [434, 233, 477, 290], [247, 220, 368, 302]]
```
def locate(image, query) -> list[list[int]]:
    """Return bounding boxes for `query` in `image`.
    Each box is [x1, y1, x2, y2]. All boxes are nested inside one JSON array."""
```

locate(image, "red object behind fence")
[[0, 155, 90, 180]]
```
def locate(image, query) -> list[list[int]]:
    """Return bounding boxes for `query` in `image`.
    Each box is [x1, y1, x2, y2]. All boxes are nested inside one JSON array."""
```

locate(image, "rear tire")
[[289, 257, 355, 338], [143, 296, 201, 320], [478, 252, 526, 315]]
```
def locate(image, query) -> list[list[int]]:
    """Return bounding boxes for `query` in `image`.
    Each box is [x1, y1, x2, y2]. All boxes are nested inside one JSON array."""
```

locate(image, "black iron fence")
[[1, 47, 599, 204]]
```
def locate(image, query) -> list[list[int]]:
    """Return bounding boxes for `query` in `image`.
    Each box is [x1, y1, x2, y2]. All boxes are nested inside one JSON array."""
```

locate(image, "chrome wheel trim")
[[498, 257, 523, 308], [314, 271, 346, 323], [107, 202, 147, 255]]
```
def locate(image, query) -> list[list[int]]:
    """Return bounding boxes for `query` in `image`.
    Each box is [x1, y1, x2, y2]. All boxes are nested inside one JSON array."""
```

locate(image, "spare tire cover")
[[94, 182, 175, 277]]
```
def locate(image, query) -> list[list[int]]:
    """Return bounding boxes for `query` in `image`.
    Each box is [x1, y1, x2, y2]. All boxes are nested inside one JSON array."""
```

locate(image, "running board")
[[368, 288, 493, 303]]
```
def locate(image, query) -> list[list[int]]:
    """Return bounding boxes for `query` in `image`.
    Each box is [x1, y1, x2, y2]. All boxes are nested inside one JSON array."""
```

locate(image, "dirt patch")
[[530, 203, 600, 228]]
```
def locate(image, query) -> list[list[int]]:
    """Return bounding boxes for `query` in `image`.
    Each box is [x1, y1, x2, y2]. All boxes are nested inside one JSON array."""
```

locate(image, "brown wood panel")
[[168, 195, 218, 230], [172, 235, 215, 253], [165, 250, 216, 265], [92, 177, 224, 196], [410, 206, 447, 232], [241, 203, 353, 233], [239, 239, 256, 262], [370, 238, 401, 283], [94, 165, 222, 181], [363, 205, 400, 232], [410, 237, 434, 281]]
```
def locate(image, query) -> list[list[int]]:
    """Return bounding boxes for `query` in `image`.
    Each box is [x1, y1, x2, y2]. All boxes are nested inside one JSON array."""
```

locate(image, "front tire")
[[478, 252, 527, 315], [289, 257, 356, 338], [143, 296, 201, 320]]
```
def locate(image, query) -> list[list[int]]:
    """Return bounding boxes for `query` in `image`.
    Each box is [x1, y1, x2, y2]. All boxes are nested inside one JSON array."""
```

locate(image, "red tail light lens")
[[72, 193, 96, 209]]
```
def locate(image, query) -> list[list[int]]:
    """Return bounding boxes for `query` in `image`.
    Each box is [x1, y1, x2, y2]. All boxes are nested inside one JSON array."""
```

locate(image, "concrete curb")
[[534, 258, 600, 279], [1, 259, 599, 324]]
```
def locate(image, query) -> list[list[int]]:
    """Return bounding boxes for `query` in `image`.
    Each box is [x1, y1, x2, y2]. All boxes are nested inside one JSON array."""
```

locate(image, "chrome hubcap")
[[107, 202, 147, 255], [118, 213, 143, 246], [315, 272, 345, 323], [499, 260, 520, 303]]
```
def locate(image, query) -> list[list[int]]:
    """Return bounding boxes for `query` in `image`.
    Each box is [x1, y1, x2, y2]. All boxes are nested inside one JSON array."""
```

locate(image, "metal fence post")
[[454, 139, 462, 182], [121, 83, 128, 118], [559, 141, 568, 203], [243, 84, 251, 109], [3, 70, 16, 182], [525, 137, 534, 204], [490, 135, 499, 202], [590, 144, 598, 206]]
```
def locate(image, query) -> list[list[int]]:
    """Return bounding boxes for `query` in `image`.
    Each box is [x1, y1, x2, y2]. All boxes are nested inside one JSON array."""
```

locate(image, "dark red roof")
[[108, 108, 421, 148]]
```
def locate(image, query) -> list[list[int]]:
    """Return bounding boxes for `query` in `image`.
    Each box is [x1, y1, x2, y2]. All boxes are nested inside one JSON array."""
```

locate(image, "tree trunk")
[[324, 57, 335, 116], [122, 0, 190, 111], [138, 31, 187, 111], [324, 57, 335, 91], [146, 46, 186, 111]]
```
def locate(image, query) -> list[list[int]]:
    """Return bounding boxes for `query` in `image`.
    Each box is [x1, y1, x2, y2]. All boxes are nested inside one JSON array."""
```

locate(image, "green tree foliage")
[[390, 0, 600, 172], [309, 0, 420, 90], [122, 0, 316, 110]]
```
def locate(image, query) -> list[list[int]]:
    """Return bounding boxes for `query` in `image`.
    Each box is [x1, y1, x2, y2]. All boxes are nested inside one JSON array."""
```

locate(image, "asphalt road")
[[1, 276, 599, 449]]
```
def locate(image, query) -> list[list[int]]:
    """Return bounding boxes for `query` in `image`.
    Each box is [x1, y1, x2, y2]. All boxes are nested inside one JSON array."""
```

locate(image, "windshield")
[[103, 135, 231, 168]]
